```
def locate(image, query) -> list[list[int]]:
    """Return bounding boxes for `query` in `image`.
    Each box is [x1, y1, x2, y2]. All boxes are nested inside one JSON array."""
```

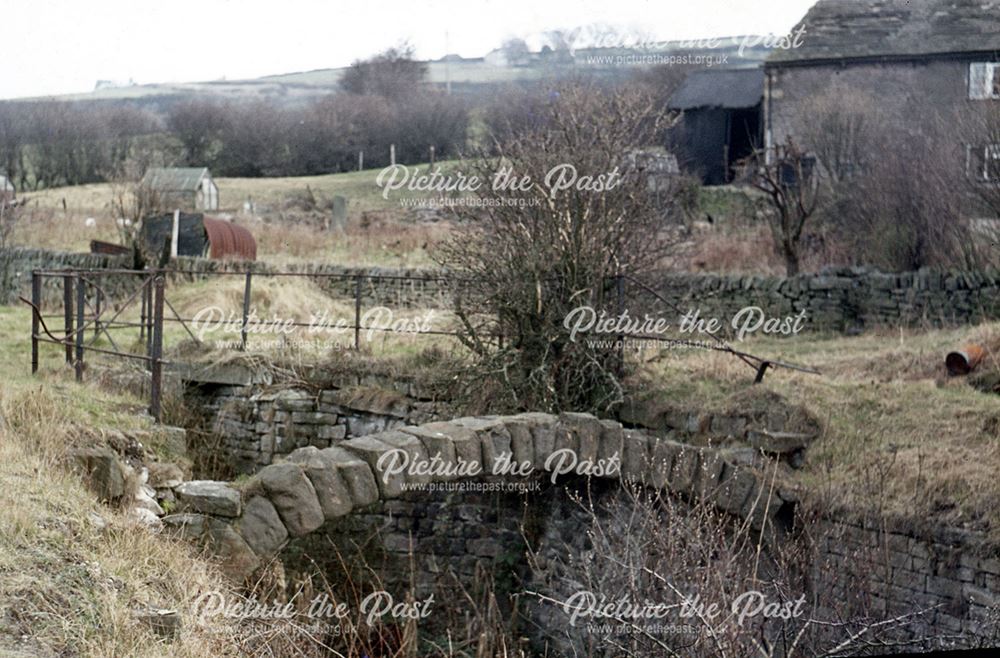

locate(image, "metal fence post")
[[75, 277, 85, 382], [94, 286, 102, 339], [139, 278, 147, 342], [146, 277, 155, 357], [354, 274, 362, 350], [31, 272, 40, 374], [63, 275, 73, 363], [241, 271, 252, 351], [149, 276, 165, 422], [616, 274, 625, 377]]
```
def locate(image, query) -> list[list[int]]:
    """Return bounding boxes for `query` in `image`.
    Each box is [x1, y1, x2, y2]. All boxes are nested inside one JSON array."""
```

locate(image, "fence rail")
[[24, 266, 814, 423], [23, 267, 493, 422]]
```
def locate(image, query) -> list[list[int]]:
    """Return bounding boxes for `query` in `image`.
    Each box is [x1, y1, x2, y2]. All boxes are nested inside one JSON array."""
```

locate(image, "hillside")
[[13, 41, 773, 107]]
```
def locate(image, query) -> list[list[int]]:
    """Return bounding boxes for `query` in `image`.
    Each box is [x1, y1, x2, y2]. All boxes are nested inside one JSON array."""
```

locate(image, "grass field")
[[0, 302, 246, 656], [636, 321, 1000, 539], [11, 163, 462, 266]]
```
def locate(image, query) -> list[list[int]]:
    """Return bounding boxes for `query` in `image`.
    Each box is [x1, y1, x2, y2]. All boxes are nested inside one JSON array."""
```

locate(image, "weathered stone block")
[[317, 424, 347, 441], [517, 412, 558, 469], [374, 430, 432, 485], [250, 463, 324, 536], [557, 412, 601, 464], [621, 430, 651, 484], [206, 518, 260, 581], [669, 446, 701, 495], [319, 446, 379, 507], [597, 420, 624, 472], [715, 465, 756, 514], [501, 417, 536, 468], [452, 417, 512, 475], [176, 480, 242, 517], [649, 438, 682, 490], [238, 496, 288, 556], [400, 424, 460, 481], [341, 435, 406, 498], [68, 447, 126, 502], [287, 446, 353, 519]]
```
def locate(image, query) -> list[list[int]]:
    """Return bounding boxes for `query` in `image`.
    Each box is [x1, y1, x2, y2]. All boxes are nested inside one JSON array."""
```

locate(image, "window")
[[968, 143, 1000, 181], [969, 62, 1000, 100], [985, 144, 1000, 181]]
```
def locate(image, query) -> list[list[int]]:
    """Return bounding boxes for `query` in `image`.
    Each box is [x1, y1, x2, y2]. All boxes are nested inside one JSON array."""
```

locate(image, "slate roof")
[[769, 0, 1000, 65], [141, 167, 212, 191], [667, 68, 765, 110]]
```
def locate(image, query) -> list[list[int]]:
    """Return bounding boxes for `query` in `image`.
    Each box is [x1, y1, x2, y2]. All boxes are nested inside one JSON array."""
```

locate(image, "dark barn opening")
[[667, 68, 764, 185]]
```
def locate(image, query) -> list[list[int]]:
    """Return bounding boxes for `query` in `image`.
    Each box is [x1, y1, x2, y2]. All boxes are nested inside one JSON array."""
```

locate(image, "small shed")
[[668, 68, 764, 186], [0, 174, 14, 203], [141, 213, 256, 261], [141, 167, 219, 211]]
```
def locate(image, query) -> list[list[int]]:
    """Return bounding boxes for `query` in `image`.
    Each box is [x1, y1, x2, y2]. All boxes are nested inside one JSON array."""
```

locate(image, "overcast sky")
[[1, 0, 815, 99]]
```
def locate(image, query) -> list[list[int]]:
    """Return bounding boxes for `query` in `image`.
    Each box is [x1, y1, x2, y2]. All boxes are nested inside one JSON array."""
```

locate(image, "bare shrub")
[[832, 130, 987, 271], [527, 479, 948, 657], [795, 93, 992, 272], [796, 87, 884, 185], [438, 81, 688, 414]]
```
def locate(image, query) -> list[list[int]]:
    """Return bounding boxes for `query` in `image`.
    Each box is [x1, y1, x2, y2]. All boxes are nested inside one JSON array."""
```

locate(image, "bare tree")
[[745, 138, 822, 276], [499, 37, 531, 66], [437, 81, 687, 414], [340, 44, 428, 100], [109, 160, 161, 267]]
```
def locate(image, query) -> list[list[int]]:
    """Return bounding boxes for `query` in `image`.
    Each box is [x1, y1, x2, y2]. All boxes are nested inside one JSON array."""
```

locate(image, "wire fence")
[[23, 267, 481, 422], [23, 267, 817, 423]]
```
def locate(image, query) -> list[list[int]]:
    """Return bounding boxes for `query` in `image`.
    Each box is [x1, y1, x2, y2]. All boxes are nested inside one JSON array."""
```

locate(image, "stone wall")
[[5, 247, 1000, 332], [0, 247, 130, 307], [814, 519, 1000, 642], [191, 376, 445, 474], [641, 267, 1000, 333], [156, 411, 997, 651]]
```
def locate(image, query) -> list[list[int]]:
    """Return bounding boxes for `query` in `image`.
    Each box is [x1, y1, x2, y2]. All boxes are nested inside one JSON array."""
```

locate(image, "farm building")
[[141, 213, 256, 261], [765, 0, 1000, 183], [667, 68, 764, 185], [0, 174, 14, 202], [141, 167, 219, 211]]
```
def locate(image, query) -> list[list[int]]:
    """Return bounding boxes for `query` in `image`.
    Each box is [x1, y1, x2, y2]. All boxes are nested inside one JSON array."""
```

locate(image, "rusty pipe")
[[946, 344, 986, 376]]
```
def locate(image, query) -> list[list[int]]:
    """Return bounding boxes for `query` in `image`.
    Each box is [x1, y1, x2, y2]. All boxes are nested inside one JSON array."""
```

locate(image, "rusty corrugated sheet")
[[202, 216, 256, 261], [89, 240, 131, 256]]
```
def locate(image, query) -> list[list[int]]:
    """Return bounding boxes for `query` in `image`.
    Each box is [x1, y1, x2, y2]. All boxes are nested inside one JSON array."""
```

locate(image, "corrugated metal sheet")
[[142, 167, 210, 192], [203, 216, 257, 261], [668, 69, 764, 110]]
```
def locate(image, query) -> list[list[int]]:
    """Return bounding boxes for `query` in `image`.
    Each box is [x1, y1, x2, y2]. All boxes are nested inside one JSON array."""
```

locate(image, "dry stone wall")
[[147, 411, 998, 649], [192, 377, 445, 473], [5, 247, 1000, 331]]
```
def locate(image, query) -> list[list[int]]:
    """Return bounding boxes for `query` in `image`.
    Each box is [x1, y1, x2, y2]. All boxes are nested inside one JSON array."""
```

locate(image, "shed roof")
[[769, 0, 1000, 65], [0, 175, 13, 192], [667, 68, 764, 110], [141, 167, 212, 192]]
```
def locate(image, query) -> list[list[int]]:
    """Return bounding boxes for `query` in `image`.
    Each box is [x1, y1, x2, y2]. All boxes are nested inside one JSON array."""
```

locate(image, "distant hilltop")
[[12, 39, 772, 107]]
